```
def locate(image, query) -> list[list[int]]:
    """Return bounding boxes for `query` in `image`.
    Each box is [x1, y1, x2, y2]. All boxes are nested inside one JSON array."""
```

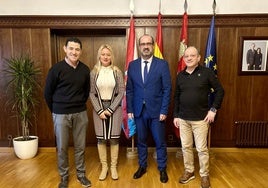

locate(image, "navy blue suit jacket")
[[126, 56, 172, 118]]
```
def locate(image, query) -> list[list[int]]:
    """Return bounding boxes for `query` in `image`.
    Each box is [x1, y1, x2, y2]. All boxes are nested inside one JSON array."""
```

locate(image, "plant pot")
[[13, 136, 38, 159]]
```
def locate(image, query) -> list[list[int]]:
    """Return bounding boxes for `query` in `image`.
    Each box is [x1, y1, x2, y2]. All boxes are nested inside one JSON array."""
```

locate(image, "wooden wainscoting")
[[1, 15, 268, 148]]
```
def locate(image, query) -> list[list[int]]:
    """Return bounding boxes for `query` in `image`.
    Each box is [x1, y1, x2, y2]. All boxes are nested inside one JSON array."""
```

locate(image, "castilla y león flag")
[[174, 11, 188, 139]]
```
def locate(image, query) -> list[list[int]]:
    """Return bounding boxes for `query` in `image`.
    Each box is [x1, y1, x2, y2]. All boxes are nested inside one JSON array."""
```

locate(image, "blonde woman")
[[89, 44, 124, 181]]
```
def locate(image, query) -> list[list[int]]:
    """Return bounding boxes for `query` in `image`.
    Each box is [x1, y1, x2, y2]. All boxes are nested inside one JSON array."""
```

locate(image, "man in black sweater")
[[173, 46, 224, 188], [44, 37, 91, 188]]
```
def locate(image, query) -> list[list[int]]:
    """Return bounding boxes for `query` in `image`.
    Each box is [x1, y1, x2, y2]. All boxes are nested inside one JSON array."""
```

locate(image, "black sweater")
[[173, 65, 224, 121], [44, 60, 90, 114]]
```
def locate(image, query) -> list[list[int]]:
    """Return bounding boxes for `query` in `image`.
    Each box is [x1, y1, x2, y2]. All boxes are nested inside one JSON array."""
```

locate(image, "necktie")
[[143, 61, 148, 83]]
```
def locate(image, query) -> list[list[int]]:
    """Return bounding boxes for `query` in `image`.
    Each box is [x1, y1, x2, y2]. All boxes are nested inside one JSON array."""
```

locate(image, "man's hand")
[[204, 111, 216, 123], [128, 113, 134, 119], [173, 118, 180, 128], [159, 114, 167, 121]]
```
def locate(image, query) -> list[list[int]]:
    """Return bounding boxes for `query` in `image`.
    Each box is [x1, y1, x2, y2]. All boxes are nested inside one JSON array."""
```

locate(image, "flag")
[[154, 12, 163, 59], [174, 12, 188, 139], [122, 15, 138, 139], [177, 12, 188, 72], [204, 15, 217, 107]]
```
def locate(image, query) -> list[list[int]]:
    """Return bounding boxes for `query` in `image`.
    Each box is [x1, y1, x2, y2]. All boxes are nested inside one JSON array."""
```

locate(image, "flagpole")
[[207, 0, 217, 155], [152, 0, 163, 160], [126, 0, 137, 159], [176, 0, 188, 159], [127, 136, 137, 158]]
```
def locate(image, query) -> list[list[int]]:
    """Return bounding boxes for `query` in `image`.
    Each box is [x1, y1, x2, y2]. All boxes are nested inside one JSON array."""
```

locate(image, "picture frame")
[[239, 36, 268, 75]]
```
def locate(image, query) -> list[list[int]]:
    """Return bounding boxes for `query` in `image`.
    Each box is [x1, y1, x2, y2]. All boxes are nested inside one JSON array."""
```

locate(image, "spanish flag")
[[154, 12, 163, 59]]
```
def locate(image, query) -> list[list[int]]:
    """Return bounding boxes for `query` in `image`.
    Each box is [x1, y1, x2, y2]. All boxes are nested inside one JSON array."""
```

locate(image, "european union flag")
[[204, 16, 217, 107]]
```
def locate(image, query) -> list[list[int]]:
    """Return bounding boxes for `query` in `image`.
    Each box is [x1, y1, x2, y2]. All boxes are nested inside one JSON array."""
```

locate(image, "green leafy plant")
[[4, 55, 41, 141]]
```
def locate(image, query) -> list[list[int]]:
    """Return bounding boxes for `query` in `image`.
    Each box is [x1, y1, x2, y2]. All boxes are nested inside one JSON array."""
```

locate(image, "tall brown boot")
[[97, 144, 108, 181], [110, 144, 119, 180]]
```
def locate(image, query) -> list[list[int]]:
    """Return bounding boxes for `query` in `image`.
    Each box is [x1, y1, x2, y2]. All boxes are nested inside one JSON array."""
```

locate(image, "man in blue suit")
[[126, 34, 172, 183]]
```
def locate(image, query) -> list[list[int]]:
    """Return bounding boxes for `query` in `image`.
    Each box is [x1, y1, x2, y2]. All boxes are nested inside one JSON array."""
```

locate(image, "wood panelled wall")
[[0, 15, 267, 147]]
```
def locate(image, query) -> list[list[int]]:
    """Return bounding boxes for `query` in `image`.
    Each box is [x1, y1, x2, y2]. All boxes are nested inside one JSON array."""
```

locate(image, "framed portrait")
[[239, 36, 268, 75]]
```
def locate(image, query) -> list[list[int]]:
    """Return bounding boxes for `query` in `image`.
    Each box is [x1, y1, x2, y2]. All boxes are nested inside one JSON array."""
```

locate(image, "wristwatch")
[[210, 107, 217, 113]]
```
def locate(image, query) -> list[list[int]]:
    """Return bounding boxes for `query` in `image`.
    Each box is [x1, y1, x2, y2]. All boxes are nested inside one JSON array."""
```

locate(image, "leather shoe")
[[160, 170, 168, 183], [133, 166, 146, 179]]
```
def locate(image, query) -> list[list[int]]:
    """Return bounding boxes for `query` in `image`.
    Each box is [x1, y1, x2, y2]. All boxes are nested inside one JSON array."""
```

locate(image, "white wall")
[[0, 0, 267, 15]]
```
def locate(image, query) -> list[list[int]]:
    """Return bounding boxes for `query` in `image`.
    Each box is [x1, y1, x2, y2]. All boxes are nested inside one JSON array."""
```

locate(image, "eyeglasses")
[[183, 54, 198, 58], [139, 42, 153, 47]]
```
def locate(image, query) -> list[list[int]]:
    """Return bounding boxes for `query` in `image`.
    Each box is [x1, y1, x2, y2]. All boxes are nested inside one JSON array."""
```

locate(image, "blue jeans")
[[53, 110, 88, 179]]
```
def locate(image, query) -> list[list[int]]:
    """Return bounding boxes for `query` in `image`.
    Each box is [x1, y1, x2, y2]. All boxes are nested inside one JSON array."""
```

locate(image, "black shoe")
[[58, 177, 69, 188], [133, 166, 146, 179], [77, 176, 91, 187], [160, 170, 168, 183]]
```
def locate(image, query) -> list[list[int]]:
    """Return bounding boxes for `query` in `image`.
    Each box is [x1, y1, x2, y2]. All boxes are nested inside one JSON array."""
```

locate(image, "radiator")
[[235, 121, 268, 147]]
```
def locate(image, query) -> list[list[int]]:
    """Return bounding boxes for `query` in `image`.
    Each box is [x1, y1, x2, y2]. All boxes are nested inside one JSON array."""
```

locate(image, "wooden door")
[[50, 29, 127, 146]]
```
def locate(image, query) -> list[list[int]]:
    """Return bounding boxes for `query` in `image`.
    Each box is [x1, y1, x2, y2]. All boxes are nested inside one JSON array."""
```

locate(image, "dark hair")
[[65, 37, 82, 49]]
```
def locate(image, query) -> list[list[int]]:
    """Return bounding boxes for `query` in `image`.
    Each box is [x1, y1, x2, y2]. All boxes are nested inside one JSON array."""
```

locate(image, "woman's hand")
[[99, 111, 107, 119], [104, 110, 111, 117]]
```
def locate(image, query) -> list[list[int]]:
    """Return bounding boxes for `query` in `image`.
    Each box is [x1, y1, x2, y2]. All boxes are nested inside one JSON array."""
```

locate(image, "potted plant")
[[4, 55, 41, 159]]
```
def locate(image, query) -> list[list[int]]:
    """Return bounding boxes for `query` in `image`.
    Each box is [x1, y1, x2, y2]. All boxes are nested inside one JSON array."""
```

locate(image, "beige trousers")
[[179, 119, 210, 177]]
